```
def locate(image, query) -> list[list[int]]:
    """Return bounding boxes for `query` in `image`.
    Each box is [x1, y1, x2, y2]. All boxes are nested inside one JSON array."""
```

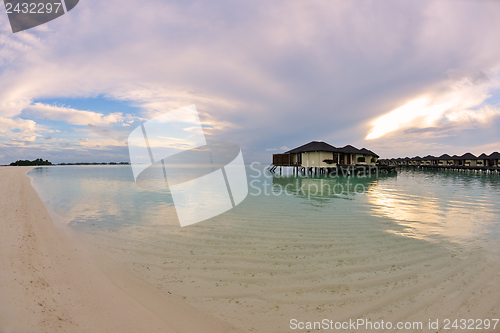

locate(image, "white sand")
[[0, 167, 241, 333], [84, 198, 500, 332]]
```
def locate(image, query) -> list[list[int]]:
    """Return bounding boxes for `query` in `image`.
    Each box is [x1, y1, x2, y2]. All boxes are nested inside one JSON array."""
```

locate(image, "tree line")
[[10, 158, 53, 166]]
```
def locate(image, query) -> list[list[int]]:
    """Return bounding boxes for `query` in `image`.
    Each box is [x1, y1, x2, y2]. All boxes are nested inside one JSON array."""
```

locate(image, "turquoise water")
[[29, 165, 175, 230], [29, 165, 500, 249], [28, 165, 500, 331]]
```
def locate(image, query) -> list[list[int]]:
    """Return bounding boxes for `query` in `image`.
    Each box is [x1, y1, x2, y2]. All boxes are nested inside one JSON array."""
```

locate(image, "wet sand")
[[82, 197, 500, 332], [0, 167, 240, 333]]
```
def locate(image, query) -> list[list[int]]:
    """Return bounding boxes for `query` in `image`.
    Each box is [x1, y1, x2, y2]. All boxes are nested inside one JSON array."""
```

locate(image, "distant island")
[[56, 162, 130, 165], [10, 158, 53, 166], [8, 159, 130, 166]]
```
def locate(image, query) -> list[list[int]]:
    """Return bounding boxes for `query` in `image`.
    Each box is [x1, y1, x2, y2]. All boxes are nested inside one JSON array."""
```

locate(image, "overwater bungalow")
[[272, 141, 379, 168], [438, 154, 453, 166], [411, 156, 422, 165], [378, 151, 499, 173], [477, 153, 488, 166], [478, 152, 500, 167], [421, 155, 437, 165], [451, 155, 461, 166], [460, 153, 477, 166], [488, 152, 500, 166]]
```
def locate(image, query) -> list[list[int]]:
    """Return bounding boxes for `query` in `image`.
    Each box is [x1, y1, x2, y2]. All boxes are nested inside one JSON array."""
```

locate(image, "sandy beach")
[[2, 166, 500, 333], [0, 167, 240, 333]]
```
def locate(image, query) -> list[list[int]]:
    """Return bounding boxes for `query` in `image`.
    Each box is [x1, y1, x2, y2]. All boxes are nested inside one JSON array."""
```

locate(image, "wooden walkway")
[[397, 164, 500, 173], [268, 164, 397, 176], [268, 163, 500, 177]]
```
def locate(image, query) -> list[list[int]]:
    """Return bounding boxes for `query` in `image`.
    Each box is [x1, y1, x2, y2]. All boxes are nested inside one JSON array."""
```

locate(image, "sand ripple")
[[85, 203, 500, 332]]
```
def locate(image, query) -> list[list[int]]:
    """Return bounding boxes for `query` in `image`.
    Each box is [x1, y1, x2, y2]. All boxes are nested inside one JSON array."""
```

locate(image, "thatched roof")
[[340, 145, 362, 154], [284, 141, 378, 157], [360, 148, 379, 158], [438, 154, 452, 160], [489, 152, 500, 159], [460, 152, 477, 160], [285, 141, 338, 154], [477, 153, 489, 159]]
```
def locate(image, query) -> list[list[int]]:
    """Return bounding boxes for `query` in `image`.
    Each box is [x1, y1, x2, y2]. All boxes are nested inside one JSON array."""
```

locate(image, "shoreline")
[[4, 166, 500, 332], [0, 166, 241, 333]]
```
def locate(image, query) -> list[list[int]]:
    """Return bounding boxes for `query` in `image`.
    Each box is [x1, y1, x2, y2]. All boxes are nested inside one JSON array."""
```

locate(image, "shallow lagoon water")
[[29, 165, 500, 332], [29, 165, 500, 248]]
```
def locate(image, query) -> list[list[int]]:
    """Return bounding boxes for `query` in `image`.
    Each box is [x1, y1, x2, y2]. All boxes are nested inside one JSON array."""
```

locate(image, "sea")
[[28, 164, 500, 332]]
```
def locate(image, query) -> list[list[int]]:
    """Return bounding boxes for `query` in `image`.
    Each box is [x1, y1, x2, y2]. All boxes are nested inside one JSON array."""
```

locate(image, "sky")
[[1, 0, 500, 164]]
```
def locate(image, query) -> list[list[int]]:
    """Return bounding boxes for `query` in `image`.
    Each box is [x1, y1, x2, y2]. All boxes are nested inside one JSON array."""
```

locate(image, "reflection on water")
[[29, 165, 500, 252], [271, 174, 381, 203], [29, 166, 179, 230], [367, 169, 500, 249]]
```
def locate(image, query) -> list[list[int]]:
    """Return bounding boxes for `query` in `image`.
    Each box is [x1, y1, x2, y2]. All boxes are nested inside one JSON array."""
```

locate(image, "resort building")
[[488, 152, 500, 166], [477, 153, 488, 166], [379, 151, 500, 170], [460, 153, 477, 166], [438, 154, 453, 166], [478, 152, 500, 166], [272, 141, 379, 168], [421, 155, 437, 165], [410, 156, 421, 165]]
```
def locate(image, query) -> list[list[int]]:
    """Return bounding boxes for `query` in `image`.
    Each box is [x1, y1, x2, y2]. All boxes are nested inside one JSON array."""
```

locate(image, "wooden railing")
[[272, 154, 301, 166]]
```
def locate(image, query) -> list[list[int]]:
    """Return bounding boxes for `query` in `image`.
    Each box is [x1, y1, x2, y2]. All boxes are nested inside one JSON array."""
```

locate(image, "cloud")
[[0, 116, 39, 142], [445, 105, 500, 124], [1, 0, 500, 163], [366, 74, 500, 140], [0, 116, 36, 133], [22, 103, 127, 126]]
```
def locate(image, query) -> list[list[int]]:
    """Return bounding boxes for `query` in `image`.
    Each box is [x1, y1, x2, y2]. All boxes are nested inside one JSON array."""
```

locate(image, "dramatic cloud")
[[1, 0, 500, 163], [366, 74, 500, 140]]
